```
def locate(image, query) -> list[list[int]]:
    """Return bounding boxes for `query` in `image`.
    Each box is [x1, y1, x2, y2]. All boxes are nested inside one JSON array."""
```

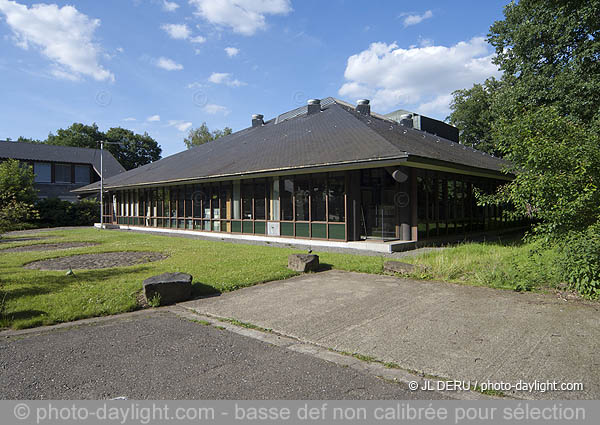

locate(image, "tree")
[[447, 77, 502, 155], [488, 0, 600, 124], [45, 123, 161, 170], [105, 128, 162, 170], [46, 123, 104, 150], [184, 123, 232, 149], [492, 106, 600, 234], [0, 159, 37, 205], [0, 159, 38, 234]]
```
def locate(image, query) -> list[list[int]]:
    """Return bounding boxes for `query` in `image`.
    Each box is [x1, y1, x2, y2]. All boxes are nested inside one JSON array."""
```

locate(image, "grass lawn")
[[402, 237, 563, 292], [1, 228, 568, 330], [0, 228, 384, 329]]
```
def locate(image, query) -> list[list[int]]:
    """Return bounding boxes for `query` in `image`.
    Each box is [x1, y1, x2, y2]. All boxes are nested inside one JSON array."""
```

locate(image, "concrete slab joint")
[[383, 260, 427, 275], [288, 254, 319, 272], [143, 272, 193, 306]]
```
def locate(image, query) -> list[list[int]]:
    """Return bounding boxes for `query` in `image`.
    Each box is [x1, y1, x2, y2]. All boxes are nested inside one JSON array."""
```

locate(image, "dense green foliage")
[[447, 78, 502, 155], [446, 0, 600, 298], [35, 198, 99, 227], [557, 225, 600, 299], [0, 160, 38, 233], [44, 123, 162, 170], [493, 107, 600, 234], [184, 122, 233, 149]]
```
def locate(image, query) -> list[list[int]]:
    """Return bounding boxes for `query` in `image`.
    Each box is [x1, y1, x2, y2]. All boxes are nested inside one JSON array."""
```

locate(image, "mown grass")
[[0, 228, 383, 329], [403, 238, 563, 292]]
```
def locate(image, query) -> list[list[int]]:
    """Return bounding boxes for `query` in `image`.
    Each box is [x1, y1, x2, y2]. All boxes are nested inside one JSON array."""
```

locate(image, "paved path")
[[183, 270, 600, 399], [0, 311, 441, 400]]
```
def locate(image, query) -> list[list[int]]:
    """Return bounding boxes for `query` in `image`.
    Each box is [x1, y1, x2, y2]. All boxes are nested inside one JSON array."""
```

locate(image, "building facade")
[[0, 141, 124, 202], [76, 98, 517, 245]]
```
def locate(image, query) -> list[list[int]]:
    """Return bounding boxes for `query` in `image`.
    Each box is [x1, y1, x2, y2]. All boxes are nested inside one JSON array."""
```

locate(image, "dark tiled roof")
[[74, 97, 510, 192], [0, 141, 125, 178]]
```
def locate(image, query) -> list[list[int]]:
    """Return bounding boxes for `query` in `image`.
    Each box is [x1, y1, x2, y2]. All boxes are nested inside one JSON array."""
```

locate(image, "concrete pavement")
[[183, 270, 600, 399], [0, 310, 444, 400]]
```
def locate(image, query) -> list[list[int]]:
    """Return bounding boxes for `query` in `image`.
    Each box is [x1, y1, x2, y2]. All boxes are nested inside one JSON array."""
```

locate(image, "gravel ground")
[[0, 311, 435, 400], [24, 251, 168, 271], [0, 242, 98, 253]]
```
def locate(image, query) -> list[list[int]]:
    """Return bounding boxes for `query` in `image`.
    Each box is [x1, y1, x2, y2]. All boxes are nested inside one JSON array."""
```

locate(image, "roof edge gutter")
[[72, 155, 410, 193]]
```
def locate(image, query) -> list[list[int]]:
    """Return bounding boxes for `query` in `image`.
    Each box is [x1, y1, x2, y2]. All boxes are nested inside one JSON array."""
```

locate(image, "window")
[[34, 162, 51, 183], [55, 163, 71, 183], [328, 174, 345, 222], [294, 176, 309, 221], [311, 175, 327, 221], [242, 182, 253, 219], [281, 178, 293, 221], [74, 165, 90, 184], [254, 180, 266, 220]]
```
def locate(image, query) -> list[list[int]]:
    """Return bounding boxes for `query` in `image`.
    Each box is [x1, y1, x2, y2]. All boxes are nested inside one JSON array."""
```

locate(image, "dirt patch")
[[24, 252, 168, 271], [0, 237, 51, 244], [1, 242, 98, 253]]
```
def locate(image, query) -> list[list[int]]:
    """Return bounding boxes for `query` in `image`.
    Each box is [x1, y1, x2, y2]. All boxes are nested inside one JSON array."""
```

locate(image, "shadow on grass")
[[317, 263, 333, 272], [192, 282, 221, 298], [2, 309, 47, 322], [3, 266, 155, 300]]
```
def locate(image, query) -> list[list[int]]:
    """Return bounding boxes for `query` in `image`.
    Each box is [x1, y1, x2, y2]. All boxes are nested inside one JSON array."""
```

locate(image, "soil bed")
[[1, 242, 98, 253], [24, 251, 168, 271]]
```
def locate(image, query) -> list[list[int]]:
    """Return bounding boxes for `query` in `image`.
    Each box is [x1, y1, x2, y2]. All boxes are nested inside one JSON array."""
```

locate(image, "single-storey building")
[[74, 97, 517, 249], [0, 140, 125, 202]]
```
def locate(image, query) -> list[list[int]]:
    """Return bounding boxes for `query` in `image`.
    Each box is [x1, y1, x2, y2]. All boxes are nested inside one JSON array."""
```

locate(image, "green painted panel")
[[281, 222, 294, 236], [232, 221, 242, 233], [295, 223, 309, 238], [328, 223, 346, 240], [311, 223, 327, 239], [242, 221, 253, 233], [254, 221, 266, 235]]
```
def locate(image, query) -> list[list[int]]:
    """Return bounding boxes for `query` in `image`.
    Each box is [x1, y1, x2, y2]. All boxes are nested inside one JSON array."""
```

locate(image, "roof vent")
[[356, 99, 370, 115], [252, 114, 264, 128], [307, 99, 321, 115], [399, 113, 413, 128]]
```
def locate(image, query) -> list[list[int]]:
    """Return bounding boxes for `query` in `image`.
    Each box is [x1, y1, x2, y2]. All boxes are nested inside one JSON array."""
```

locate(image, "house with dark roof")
[[0, 141, 125, 202], [74, 98, 516, 251]]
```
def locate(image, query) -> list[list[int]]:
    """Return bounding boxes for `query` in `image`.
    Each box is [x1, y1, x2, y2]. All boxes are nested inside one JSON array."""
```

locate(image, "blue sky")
[[0, 0, 507, 157]]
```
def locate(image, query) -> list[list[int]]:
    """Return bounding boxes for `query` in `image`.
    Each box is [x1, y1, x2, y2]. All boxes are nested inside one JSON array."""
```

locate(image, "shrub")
[[0, 197, 38, 234], [557, 224, 600, 299], [36, 198, 99, 227]]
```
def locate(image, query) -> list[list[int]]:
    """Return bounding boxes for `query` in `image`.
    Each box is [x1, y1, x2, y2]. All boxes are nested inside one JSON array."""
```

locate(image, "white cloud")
[[123, 117, 137, 122], [189, 0, 292, 36], [147, 115, 161, 122], [203, 104, 230, 115], [161, 23, 191, 39], [162, 0, 179, 12], [338, 37, 501, 118], [208, 72, 246, 87], [190, 35, 206, 43], [0, 0, 114, 82], [224, 46, 239, 57], [168, 120, 193, 132], [116, 47, 124, 53], [401, 10, 433, 27], [187, 82, 204, 89], [156, 57, 183, 71]]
